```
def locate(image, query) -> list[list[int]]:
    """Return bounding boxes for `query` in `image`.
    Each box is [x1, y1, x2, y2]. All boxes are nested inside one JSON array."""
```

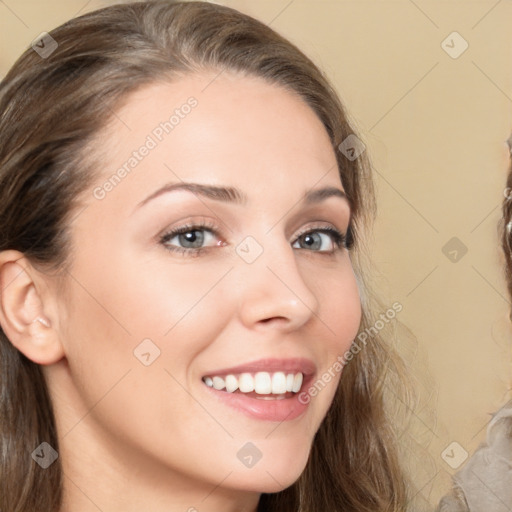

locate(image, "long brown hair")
[[501, 137, 512, 300], [0, 2, 410, 510]]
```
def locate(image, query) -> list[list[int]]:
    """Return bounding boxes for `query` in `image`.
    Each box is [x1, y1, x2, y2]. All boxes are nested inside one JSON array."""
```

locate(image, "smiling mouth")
[[202, 371, 304, 399]]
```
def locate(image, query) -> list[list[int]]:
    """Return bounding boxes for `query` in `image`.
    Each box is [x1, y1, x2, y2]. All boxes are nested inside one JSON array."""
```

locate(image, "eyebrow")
[[136, 182, 349, 209]]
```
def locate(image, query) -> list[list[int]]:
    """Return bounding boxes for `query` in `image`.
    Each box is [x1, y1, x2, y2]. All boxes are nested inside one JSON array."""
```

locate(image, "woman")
[[0, 2, 410, 511]]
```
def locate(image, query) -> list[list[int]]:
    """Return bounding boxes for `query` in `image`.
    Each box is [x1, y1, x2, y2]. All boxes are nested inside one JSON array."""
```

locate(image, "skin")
[[3, 72, 361, 511]]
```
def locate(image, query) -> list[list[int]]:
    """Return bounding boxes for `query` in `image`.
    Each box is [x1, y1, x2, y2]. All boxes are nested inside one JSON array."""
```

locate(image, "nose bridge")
[[234, 233, 318, 329]]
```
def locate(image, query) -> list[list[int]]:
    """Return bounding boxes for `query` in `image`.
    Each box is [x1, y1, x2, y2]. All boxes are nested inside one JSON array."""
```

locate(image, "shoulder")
[[437, 404, 512, 512]]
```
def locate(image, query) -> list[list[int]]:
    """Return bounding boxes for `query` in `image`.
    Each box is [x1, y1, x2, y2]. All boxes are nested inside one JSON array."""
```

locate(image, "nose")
[[235, 239, 319, 332]]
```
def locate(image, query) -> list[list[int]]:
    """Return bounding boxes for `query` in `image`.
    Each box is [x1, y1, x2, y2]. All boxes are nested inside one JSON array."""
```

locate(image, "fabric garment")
[[437, 402, 512, 512]]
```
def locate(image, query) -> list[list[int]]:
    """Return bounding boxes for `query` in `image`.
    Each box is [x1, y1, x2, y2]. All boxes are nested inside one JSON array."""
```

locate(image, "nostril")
[[259, 316, 290, 325]]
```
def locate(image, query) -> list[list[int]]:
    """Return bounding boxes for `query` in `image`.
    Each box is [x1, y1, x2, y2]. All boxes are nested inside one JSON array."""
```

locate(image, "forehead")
[[90, 72, 343, 206]]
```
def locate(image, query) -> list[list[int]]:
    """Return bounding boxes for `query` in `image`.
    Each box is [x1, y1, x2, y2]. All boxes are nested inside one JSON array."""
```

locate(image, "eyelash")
[[159, 221, 354, 257]]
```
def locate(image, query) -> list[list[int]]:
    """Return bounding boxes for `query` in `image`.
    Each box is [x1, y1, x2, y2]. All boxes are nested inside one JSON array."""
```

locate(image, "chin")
[[228, 446, 311, 494]]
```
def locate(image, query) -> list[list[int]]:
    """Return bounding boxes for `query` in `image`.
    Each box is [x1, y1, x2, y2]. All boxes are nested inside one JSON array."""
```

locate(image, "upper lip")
[[202, 358, 316, 377]]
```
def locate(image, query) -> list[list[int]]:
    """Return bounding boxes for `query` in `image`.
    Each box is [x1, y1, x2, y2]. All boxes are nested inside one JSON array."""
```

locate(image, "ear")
[[0, 250, 65, 365]]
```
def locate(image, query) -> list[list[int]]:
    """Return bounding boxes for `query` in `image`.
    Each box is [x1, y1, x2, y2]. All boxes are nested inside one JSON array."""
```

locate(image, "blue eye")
[[160, 223, 220, 255], [170, 229, 209, 248], [292, 227, 349, 252]]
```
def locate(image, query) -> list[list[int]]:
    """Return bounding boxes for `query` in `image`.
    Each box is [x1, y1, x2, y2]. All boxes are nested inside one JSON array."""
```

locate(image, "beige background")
[[1, 0, 511, 508]]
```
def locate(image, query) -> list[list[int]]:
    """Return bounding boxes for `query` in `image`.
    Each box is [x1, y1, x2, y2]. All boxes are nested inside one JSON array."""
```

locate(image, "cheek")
[[57, 278, 135, 415], [59, 254, 232, 398], [304, 263, 361, 408], [112, 253, 233, 338], [317, 264, 362, 351]]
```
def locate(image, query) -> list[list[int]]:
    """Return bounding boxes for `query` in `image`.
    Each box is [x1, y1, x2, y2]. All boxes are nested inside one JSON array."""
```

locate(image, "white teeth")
[[212, 376, 225, 390], [203, 371, 305, 395], [254, 372, 272, 394], [225, 374, 238, 393], [238, 373, 255, 392], [271, 372, 287, 394], [292, 372, 303, 393], [286, 373, 294, 392]]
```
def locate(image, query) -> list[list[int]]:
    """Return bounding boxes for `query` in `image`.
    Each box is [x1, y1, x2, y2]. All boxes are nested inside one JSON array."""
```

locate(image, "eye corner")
[[345, 224, 355, 250]]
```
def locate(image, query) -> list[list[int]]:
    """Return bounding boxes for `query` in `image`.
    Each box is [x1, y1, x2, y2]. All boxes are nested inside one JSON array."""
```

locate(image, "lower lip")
[[203, 379, 312, 422]]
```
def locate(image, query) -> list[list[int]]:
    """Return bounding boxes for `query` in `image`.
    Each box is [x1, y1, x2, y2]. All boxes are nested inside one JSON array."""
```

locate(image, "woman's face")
[[49, 73, 361, 500]]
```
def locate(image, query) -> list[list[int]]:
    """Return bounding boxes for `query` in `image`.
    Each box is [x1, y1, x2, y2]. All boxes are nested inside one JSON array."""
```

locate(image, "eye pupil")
[[179, 230, 204, 248], [301, 233, 321, 250]]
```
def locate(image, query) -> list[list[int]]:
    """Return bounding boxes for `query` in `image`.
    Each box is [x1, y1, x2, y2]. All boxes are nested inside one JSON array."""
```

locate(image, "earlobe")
[[0, 250, 64, 365]]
